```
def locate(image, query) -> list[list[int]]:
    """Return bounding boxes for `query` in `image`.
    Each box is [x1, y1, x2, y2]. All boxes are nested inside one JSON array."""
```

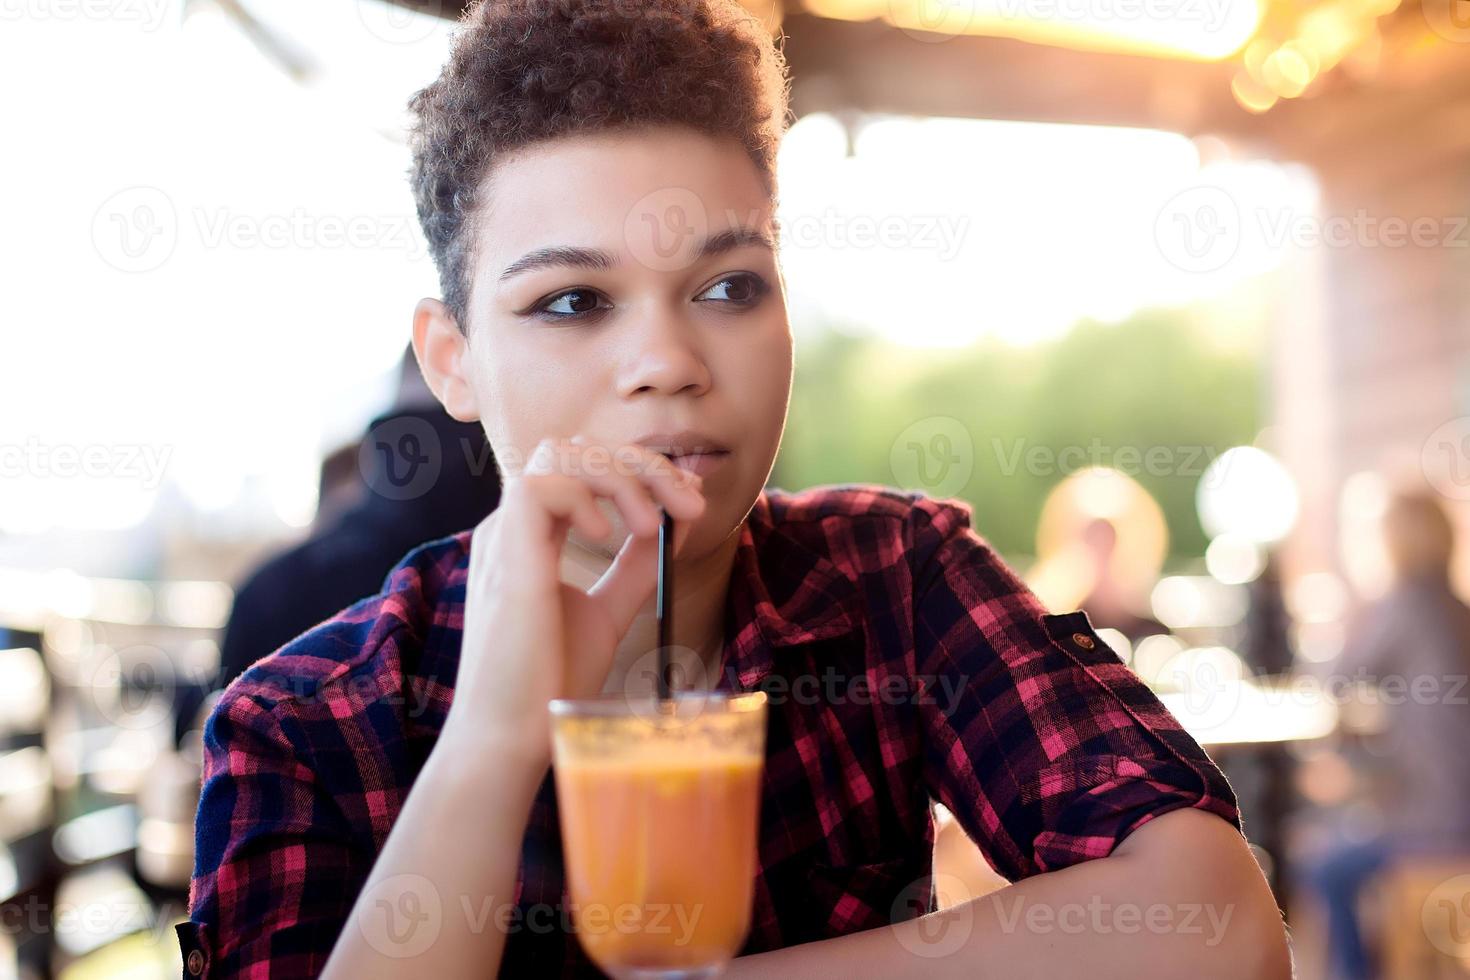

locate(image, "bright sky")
[[0, 0, 1316, 536]]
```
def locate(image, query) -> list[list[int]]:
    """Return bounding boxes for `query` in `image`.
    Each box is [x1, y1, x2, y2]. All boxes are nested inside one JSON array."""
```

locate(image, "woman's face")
[[416, 125, 793, 560]]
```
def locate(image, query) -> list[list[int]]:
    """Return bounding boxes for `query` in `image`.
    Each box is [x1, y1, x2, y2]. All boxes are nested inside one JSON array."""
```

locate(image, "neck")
[[559, 524, 743, 696]]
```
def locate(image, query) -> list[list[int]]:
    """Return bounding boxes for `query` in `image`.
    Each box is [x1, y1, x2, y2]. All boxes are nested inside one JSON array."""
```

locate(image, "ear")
[[412, 297, 480, 422]]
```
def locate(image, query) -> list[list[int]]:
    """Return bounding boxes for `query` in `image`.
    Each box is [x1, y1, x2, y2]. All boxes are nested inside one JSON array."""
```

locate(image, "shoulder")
[[762, 482, 965, 522], [760, 483, 1006, 581], [761, 483, 974, 543], [206, 528, 473, 737]]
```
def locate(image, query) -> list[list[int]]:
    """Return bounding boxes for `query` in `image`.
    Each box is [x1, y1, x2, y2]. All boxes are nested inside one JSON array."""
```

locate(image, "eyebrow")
[[498, 226, 778, 282]]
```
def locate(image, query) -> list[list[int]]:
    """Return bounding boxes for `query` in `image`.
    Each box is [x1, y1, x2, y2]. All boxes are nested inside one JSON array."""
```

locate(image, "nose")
[[614, 311, 712, 398]]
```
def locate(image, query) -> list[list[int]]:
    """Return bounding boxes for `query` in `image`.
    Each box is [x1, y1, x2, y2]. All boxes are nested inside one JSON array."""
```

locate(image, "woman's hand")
[[442, 435, 706, 755]]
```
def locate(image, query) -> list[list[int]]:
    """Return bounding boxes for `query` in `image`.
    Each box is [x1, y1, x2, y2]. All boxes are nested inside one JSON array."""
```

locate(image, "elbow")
[[1196, 837, 1293, 980], [1115, 808, 1293, 980], [1230, 883, 1293, 980]]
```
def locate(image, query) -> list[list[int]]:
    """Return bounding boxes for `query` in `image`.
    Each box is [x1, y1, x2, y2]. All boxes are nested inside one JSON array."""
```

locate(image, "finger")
[[587, 527, 660, 634], [632, 450, 707, 522], [500, 442, 609, 553], [594, 471, 664, 537], [595, 443, 704, 522], [571, 496, 610, 541], [526, 438, 699, 539]]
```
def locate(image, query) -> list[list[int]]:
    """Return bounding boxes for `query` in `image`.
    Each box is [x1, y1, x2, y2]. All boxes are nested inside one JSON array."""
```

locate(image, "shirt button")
[[187, 950, 205, 975], [1072, 632, 1095, 650]]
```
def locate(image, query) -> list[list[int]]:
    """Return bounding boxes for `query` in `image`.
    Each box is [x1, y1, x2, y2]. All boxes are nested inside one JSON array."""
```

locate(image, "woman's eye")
[[697, 273, 768, 307], [537, 288, 607, 319]]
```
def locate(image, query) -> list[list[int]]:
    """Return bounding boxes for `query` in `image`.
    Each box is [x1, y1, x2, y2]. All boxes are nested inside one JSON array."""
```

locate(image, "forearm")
[[726, 808, 1291, 980], [321, 727, 547, 979]]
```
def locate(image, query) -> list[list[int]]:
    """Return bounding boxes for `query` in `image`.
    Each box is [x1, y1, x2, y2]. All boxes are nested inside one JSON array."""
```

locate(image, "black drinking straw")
[[655, 507, 675, 704]]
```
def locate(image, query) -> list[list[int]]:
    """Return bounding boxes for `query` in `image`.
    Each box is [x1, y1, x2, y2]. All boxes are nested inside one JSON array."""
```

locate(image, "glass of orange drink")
[[549, 691, 767, 979]]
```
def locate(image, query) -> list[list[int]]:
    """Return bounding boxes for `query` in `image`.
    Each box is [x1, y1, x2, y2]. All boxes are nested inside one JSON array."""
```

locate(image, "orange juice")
[[554, 753, 762, 973]]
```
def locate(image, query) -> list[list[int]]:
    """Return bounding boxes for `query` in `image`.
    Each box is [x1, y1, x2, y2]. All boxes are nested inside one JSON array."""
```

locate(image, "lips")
[[633, 430, 732, 478], [663, 449, 731, 478]]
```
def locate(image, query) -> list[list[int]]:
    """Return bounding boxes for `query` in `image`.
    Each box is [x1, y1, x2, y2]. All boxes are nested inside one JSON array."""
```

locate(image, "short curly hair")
[[407, 0, 792, 331]]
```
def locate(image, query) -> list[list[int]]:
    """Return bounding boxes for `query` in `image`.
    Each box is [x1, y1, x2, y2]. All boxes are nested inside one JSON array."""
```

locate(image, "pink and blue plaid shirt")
[[181, 484, 1241, 977]]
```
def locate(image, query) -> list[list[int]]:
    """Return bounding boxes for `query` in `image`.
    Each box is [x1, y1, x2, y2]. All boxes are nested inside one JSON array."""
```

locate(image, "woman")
[[182, 1, 1291, 976]]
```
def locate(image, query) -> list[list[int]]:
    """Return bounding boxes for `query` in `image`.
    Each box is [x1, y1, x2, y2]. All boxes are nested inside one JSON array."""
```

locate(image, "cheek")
[[736, 325, 793, 438], [470, 348, 566, 476]]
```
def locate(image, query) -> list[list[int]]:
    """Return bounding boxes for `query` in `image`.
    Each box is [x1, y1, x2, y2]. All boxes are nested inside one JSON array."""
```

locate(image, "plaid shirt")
[[181, 484, 1241, 977]]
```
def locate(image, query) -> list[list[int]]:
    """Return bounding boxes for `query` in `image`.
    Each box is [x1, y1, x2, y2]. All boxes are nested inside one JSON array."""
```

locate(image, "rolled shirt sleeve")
[[183, 688, 370, 976], [908, 495, 1243, 882]]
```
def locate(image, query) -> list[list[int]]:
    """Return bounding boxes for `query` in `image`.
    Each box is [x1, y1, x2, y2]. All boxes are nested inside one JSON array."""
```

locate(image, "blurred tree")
[[774, 311, 1261, 565]]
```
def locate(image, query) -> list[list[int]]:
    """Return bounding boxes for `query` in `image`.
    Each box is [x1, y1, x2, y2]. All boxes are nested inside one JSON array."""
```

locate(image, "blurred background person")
[[172, 346, 502, 744], [1298, 485, 1470, 980]]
